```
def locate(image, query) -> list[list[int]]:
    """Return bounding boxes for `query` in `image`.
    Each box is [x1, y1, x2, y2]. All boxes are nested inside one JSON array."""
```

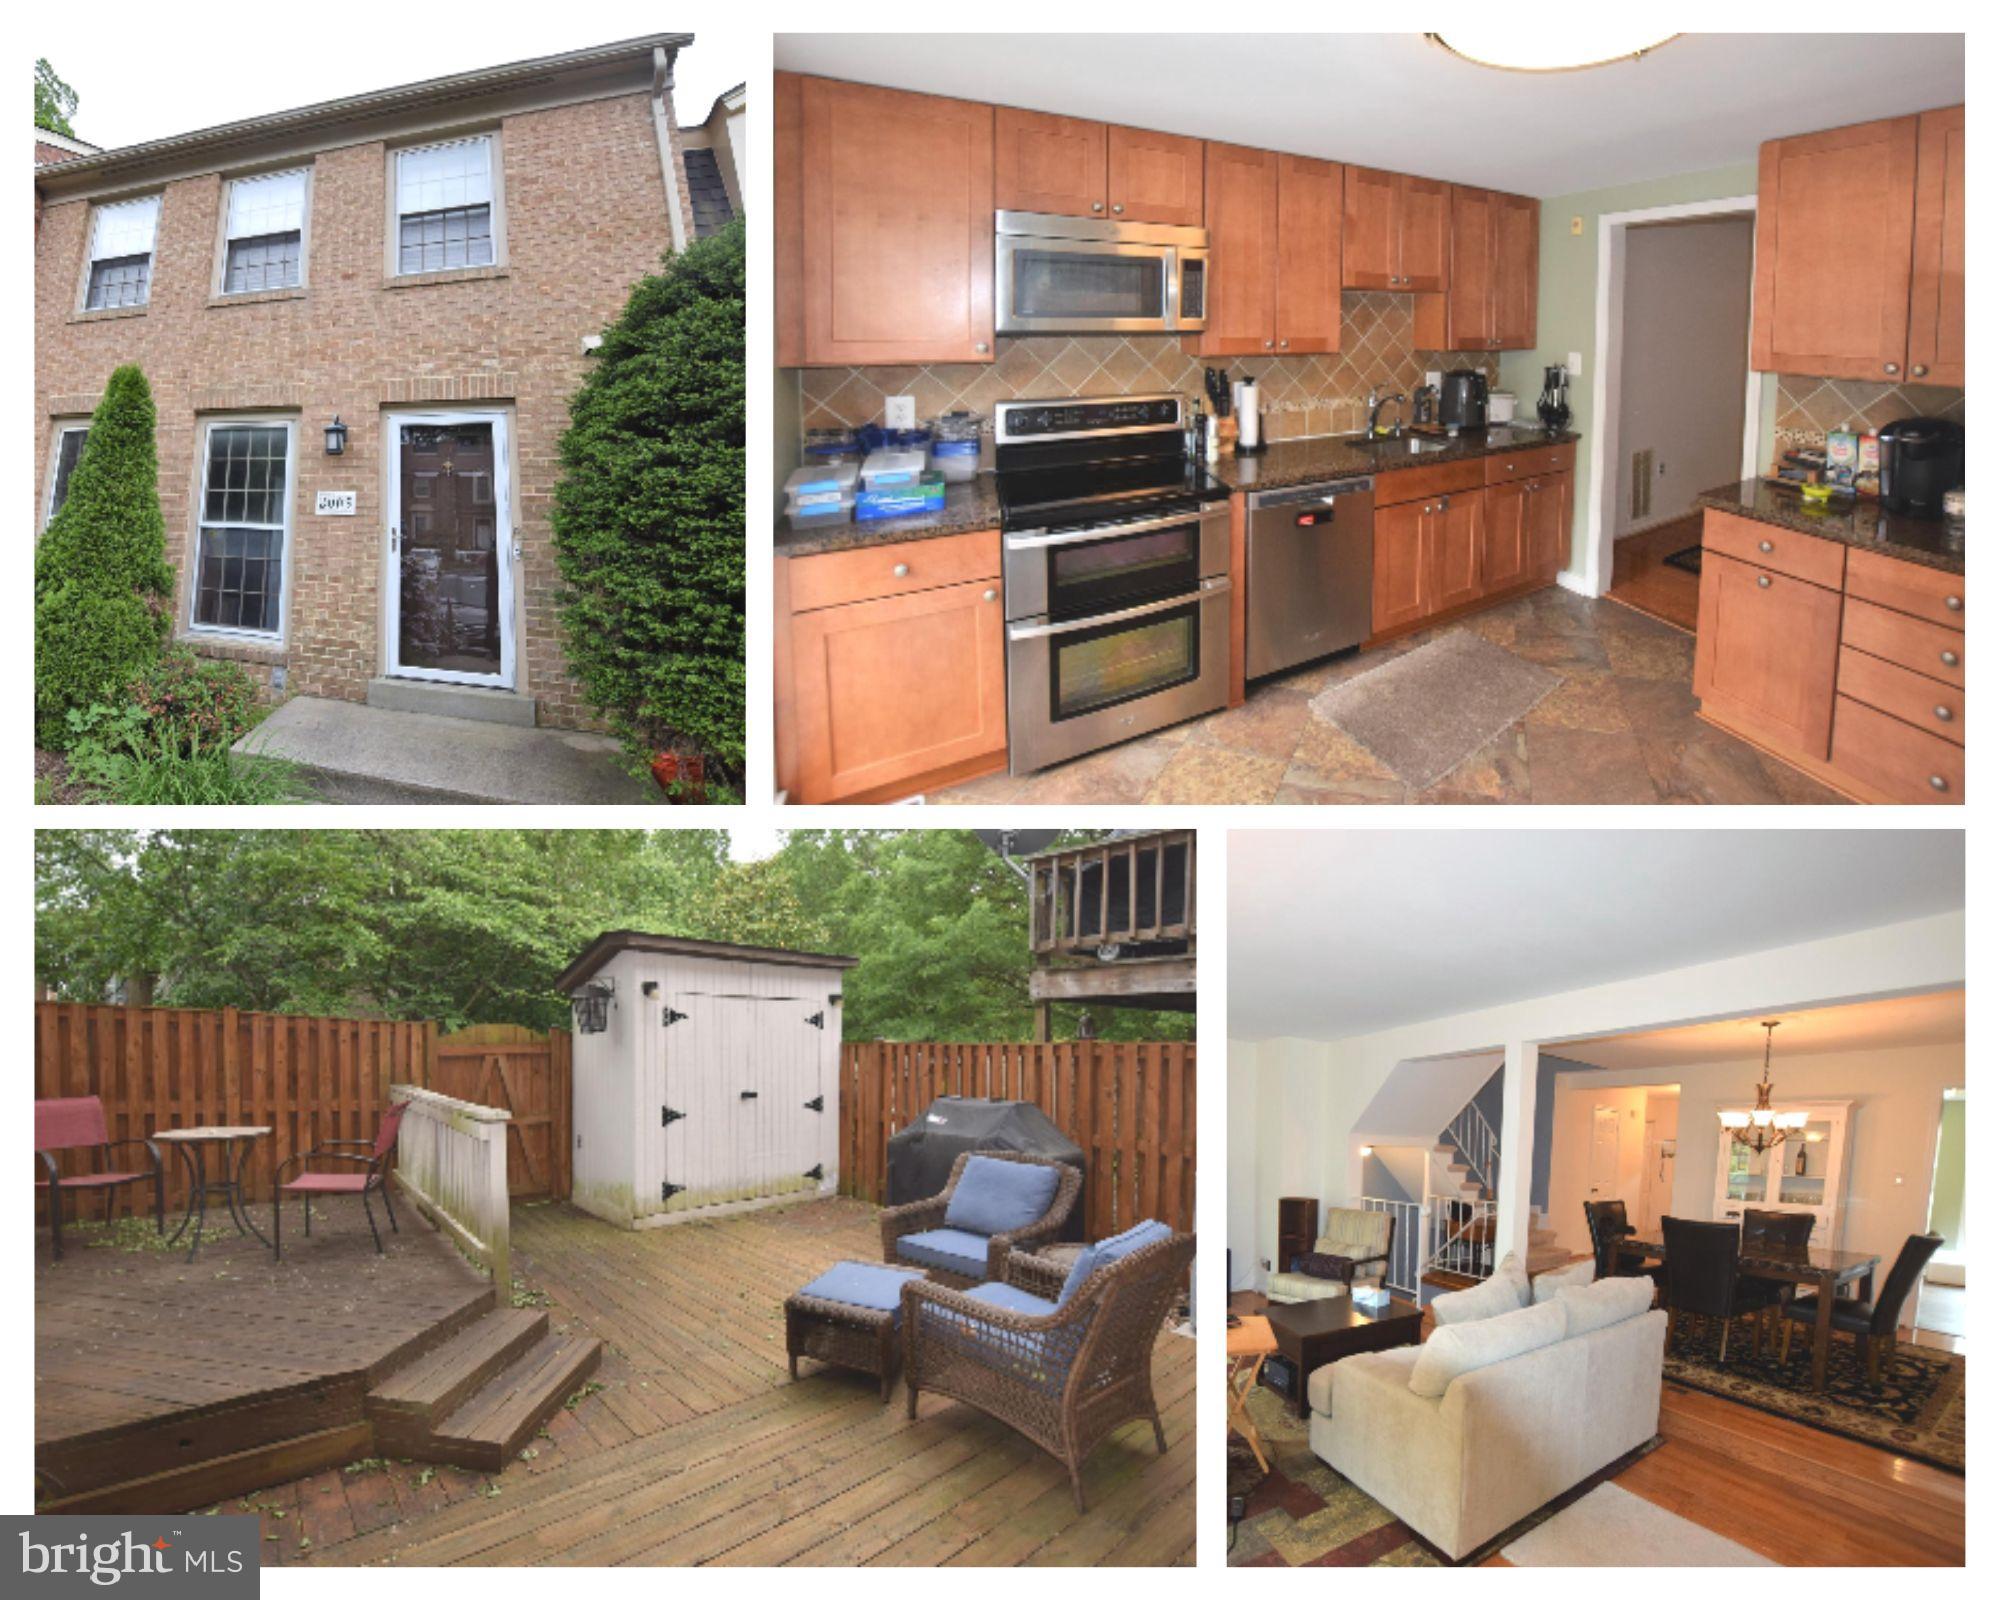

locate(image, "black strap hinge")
[[740, 1089, 759, 1100], [804, 1095, 824, 1113], [803, 1164, 824, 1182], [661, 1181, 684, 1201], [805, 1011, 825, 1029], [662, 1106, 684, 1126], [663, 1006, 687, 1026]]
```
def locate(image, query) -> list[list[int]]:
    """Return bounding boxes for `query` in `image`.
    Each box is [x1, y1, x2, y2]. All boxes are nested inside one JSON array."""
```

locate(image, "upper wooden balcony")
[[1025, 832, 1195, 1018]]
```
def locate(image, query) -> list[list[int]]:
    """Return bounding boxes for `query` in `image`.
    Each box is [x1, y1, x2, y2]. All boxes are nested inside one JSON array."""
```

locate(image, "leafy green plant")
[[129, 648, 262, 751], [36, 60, 78, 138], [551, 220, 745, 786], [36, 365, 176, 748], [63, 701, 304, 806]]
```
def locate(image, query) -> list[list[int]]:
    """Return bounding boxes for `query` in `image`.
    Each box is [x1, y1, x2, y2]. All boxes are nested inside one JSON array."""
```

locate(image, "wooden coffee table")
[[1264, 1294, 1424, 1419]]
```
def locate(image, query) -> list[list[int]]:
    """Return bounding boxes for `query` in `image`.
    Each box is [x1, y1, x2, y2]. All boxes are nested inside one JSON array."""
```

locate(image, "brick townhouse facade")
[[35, 35, 722, 731]]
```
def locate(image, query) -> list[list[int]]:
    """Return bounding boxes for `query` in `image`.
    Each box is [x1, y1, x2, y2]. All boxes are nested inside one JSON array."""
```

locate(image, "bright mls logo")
[[10, 1518, 257, 1596]]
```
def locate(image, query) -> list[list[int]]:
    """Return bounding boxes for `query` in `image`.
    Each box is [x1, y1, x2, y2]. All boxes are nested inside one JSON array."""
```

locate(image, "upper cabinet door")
[[1907, 105, 1964, 387], [798, 77, 995, 367], [1751, 114, 1919, 381], [1444, 186, 1495, 347], [1274, 155, 1343, 355], [1490, 192, 1540, 349], [1343, 166, 1400, 288], [1197, 141, 1279, 356], [1398, 176, 1451, 293], [1107, 126, 1205, 225], [995, 107, 1107, 217]]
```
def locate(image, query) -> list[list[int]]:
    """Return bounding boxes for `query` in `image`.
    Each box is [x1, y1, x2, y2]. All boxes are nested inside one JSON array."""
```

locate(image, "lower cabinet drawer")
[[787, 528, 1001, 614], [1844, 547, 1965, 632], [1841, 597, 1965, 689], [1829, 695, 1965, 804], [1837, 646, 1964, 746], [1484, 443, 1574, 483], [1701, 510, 1846, 591]]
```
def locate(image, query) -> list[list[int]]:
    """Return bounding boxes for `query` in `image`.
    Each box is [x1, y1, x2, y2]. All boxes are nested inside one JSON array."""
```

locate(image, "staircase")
[[367, 1306, 601, 1471]]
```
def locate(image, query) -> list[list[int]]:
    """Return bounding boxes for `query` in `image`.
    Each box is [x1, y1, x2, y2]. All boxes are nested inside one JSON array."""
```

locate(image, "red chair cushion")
[[36, 1096, 112, 1152], [281, 1173, 373, 1194], [34, 1170, 148, 1189]]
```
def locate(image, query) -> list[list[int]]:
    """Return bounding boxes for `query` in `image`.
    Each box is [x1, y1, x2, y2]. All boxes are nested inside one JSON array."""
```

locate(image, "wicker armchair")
[[879, 1149, 1082, 1286], [902, 1227, 1195, 1511]]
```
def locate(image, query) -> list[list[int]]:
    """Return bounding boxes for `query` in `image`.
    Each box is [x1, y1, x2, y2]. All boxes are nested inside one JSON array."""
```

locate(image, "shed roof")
[[556, 930, 859, 991]]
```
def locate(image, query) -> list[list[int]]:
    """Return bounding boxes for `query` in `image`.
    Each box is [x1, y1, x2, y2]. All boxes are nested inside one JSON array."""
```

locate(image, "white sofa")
[[1267, 1207, 1393, 1304], [1308, 1275, 1665, 1561]]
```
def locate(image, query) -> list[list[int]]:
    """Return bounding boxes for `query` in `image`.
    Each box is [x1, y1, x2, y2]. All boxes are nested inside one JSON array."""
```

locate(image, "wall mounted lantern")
[[572, 977, 615, 1034], [324, 415, 348, 455]]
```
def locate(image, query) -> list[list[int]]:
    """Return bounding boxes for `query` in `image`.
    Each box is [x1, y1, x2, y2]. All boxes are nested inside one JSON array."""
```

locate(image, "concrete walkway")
[[235, 697, 657, 805]]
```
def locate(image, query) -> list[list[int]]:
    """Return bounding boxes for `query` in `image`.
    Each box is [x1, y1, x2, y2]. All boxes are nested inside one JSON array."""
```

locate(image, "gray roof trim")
[[556, 930, 860, 992]]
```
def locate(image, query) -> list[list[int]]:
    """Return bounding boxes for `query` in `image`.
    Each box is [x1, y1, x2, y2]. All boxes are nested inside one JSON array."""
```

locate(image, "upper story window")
[[222, 168, 308, 294], [394, 136, 495, 275], [84, 195, 161, 310]]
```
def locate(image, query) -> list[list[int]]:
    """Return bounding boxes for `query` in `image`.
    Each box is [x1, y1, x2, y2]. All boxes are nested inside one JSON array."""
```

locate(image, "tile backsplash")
[[789, 292, 1498, 452], [1772, 373, 1963, 460]]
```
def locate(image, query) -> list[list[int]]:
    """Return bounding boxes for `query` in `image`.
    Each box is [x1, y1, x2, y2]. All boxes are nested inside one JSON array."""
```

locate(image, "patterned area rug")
[[1662, 1316, 1965, 1473]]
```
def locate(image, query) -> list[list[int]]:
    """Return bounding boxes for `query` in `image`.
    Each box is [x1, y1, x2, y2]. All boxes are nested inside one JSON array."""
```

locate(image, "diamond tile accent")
[[1774, 373, 1964, 448]]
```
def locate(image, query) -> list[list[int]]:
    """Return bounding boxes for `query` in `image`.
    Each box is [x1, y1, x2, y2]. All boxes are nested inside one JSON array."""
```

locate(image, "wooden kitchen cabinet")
[[1344, 167, 1449, 292], [1481, 478, 1530, 593], [1693, 550, 1843, 761], [1371, 499, 1431, 634], [1491, 192, 1539, 347], [1907, 105, 1965, 386], [1526, 472, 1571, 579], [1194, 145, 1341, 356], [1415, 186, 1539, 350], [1426, 492, 1484, 613], [994, 111, 1204, 224], [784, 74, 995, 367]]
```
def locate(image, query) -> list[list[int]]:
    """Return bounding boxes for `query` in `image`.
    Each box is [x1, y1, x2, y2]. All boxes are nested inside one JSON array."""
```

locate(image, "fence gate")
[[431, 1024, 570, 1200]]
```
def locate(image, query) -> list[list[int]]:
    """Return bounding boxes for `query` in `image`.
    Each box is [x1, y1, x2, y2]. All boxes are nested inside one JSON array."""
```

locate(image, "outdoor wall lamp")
[[324, 415, 348, 455], [572, 977, 615, 1034]]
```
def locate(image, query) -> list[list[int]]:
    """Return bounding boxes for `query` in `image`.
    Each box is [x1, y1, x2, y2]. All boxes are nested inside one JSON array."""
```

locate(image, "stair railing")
[[1425, 1198, 1499, 1282], [1441, 1098, 1500, 1196], [1358, 1196, 1422, 1297], [390, 1083, 511, 1287]]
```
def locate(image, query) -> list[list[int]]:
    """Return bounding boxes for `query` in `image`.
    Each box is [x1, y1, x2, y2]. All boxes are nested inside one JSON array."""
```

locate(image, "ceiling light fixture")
[[1717, 1021, 1809, 1155], [1427, 30, 1679, 73]]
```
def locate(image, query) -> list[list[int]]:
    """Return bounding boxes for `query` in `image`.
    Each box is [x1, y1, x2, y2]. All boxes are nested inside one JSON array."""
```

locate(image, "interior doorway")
[[1916, 1086, 1965, 1345]]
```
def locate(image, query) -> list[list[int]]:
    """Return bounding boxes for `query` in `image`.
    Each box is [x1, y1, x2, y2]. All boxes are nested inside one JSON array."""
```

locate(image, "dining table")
[[1618, 1235, 1881, 1392]]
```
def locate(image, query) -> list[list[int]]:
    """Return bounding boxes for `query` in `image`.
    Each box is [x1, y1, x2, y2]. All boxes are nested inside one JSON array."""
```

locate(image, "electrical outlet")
[[1566, 352, 1583, 378], [883, 395, 917, 430], [1571, 215, 1584, 236], [1424, 369, 1442, 391]]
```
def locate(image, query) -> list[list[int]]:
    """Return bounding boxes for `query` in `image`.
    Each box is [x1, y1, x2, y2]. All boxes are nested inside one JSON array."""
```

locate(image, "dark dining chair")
[[1781, 1232, 1943, 1384], [1584, 1199, 1662, 1286], [1739, 1208, 1817, 1334], [1660, 1215, 1783, 1362]]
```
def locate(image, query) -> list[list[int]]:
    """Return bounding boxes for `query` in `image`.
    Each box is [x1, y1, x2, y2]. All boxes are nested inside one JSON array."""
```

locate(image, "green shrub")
[[63, 702, 303, 805], [551, 219, 745, 782], [36, 365, 176, 748], [128, 649, 261, 751]]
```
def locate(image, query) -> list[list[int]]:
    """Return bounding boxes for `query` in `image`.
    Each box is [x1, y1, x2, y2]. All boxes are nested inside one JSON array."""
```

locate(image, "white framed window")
[[45, 425, 91, 526], [393, 136, 497, 275], [83, 195, 161, 310], [190, 419, 295, 640], [221, 168, 308, 294]]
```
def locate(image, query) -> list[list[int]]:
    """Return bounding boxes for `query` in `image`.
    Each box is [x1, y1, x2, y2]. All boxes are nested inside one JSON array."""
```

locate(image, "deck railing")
[[1027, 831, 1195, 956], [1359, 1196, 1423, 1297], [390, 1084, 511, 1289]]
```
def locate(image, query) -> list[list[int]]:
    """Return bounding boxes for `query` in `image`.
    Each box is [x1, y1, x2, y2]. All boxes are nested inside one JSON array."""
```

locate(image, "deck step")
[[367, 1308, 550, 1434], [421, 1333, 603, 1472]]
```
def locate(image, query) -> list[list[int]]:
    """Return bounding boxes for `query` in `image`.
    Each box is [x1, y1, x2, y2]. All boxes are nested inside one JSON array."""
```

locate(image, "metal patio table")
[[154, 1125, 274, 1261]]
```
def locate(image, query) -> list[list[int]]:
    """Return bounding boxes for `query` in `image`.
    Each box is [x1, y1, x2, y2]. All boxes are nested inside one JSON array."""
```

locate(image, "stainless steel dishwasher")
[[1245, 476, 1375, 680]]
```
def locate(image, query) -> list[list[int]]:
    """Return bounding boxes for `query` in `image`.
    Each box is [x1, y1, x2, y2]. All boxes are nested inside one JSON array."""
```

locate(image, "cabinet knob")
[[1884, 362, 1900, 375], [1945, 595, 1962, 612], [1758, 539, 1774, 553], [892, 562, 910, 578], [1264, 339, 1274, 350], [1912, 364, 1929, 378], [1091, 202, 1105, 213], [1757, 575, 1772, 589], [1278, 339, 1289, 349], [1941, 649, 1960, 667], [1934, 704, 1954, 722], [983, 588, 998, 603], [974, 341, 990, 354], [1439, 495, 1450, 509], [1111, 203, 1124, 214], [1930, 774, 1949, 793]]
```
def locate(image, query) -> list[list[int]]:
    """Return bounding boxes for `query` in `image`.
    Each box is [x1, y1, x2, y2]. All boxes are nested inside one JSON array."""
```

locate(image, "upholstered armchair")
[[1267, 1206, 1393, 1304], [880, 1150, 1081, 1287], [901, 1220, 1194, 1511]]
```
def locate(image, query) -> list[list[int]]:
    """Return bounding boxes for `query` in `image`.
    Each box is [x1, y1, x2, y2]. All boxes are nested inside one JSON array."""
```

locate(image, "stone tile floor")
[[932, 587, 1848, 806]]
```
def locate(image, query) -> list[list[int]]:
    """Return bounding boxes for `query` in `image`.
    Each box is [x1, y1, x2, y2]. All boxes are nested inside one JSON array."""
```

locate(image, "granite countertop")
[[774, 476, 1001, 557], [1694, 480, 1965, 575], [1218, 426, 1582, 493]]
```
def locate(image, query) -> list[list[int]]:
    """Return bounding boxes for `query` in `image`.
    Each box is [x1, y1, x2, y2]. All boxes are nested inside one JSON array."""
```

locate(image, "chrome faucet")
[[1368, 390, 1407, 439]]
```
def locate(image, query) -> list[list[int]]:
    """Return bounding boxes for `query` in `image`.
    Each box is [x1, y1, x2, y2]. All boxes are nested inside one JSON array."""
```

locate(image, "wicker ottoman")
[[786, 1261, 927, 1402]]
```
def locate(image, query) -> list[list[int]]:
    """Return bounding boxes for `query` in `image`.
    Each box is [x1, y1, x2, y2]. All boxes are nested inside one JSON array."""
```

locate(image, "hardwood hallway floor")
[[1604, 513, 1702, 632]]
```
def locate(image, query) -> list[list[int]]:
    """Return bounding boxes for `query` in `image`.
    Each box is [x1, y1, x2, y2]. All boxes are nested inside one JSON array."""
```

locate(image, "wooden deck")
[[217, 1198, 1196, 1566], [36, 1213, 496, 1511]]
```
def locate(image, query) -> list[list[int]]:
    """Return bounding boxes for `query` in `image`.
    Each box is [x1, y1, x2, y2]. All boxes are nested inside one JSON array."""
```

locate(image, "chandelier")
[[1717, 1021, 1808, 1154]]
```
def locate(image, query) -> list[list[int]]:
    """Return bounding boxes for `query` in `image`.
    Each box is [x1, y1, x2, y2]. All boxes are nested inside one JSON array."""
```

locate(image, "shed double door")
[[650, 993, 829, 1217]]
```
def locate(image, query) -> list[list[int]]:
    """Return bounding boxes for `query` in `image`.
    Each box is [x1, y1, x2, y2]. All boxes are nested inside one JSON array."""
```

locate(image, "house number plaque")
[[315, 490, 358, 516]]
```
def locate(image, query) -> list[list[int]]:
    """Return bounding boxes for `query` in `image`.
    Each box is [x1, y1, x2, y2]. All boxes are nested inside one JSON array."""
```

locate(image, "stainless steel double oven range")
[[995, 395, 1230, 775]]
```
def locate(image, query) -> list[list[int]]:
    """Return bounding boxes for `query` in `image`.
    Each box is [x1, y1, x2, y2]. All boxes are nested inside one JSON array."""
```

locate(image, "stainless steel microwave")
[[994, 211, 1208, 335]]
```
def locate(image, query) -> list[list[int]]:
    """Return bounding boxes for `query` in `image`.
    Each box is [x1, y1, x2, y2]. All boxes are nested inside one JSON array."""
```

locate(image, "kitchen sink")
[[1358, 433, 1450, 455]]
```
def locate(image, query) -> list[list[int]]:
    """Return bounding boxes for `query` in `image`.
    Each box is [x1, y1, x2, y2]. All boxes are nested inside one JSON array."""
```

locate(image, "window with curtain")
[[222, 168, 307, 293], [84, 195, 161, 309], [395, 136, 495, 274]]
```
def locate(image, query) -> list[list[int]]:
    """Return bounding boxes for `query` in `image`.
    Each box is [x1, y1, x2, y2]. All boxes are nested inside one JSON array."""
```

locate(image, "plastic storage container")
[[803, 426, 860, 463], [859, 449, 930, 490], [856, 470, 947, 522], [855, 423, 932, 454], [928, 411, 983, 482], [784, 460, 858, 528]]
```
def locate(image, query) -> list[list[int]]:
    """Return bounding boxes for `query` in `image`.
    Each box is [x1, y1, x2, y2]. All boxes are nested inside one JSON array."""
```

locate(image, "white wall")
[[1612, 215, 1755, 535], [1228, 910, 1964, 1285]]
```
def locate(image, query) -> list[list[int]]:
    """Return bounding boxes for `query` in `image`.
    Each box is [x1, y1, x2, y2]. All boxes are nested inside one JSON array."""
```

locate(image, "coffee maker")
[[1877, 418, 1964, 519], [1438, 368, 1489, 431]]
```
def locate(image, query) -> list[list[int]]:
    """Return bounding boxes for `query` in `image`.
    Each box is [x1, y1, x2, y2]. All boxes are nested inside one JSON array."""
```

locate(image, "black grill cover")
[[886, 1097, 1087, 1242]]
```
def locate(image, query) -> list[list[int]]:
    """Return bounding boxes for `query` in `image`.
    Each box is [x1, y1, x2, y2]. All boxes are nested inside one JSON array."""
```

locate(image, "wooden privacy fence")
[[390, 1085, 512, 1287], [838, 1041, 1195, 1237], [33, 1003, 572, 1215]]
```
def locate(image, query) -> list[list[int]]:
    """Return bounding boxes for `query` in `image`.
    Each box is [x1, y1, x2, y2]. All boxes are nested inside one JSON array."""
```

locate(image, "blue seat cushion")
[[943, 1155, 1063, 1238], [795, 1260, 926, 1322], [895, 1227, 992, 1279], [964, 1282, 1059, 1318], [1057, 1218, 1174, 1306]]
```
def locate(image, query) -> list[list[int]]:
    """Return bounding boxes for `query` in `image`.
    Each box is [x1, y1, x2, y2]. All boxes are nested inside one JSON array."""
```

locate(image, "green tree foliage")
[[35, 365, 175, 747], [35, 60, 78, 137], [551, 220, 745, 778], [36, 830, 1194, 1043]]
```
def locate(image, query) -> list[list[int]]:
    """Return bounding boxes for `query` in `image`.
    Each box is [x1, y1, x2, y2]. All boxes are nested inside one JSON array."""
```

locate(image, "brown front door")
[[392, 418, 510, 682]]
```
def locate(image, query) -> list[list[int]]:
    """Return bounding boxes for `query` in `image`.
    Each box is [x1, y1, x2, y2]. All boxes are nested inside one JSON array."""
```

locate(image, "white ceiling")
[[773, 33, 1964, 197], [1226, 830, 1964, 1041], [1551, 990, 1965, 1071]]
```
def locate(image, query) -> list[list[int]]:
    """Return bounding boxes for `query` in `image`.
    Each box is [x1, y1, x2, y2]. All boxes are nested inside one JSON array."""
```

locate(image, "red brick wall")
[[34, 93, 677, 728]]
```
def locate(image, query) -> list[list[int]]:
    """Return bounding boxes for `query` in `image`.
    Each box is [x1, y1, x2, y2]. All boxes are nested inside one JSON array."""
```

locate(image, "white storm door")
[[385, 411, 515, 686]]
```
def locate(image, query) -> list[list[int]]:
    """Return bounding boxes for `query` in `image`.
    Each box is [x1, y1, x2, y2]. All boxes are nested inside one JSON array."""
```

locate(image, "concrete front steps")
[[235, 695, 656, 805], [367, 1307, 602, 1472]]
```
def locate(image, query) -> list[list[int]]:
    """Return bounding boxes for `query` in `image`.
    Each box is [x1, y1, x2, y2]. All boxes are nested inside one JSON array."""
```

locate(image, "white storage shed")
[[556, 932, 858, 1229]]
